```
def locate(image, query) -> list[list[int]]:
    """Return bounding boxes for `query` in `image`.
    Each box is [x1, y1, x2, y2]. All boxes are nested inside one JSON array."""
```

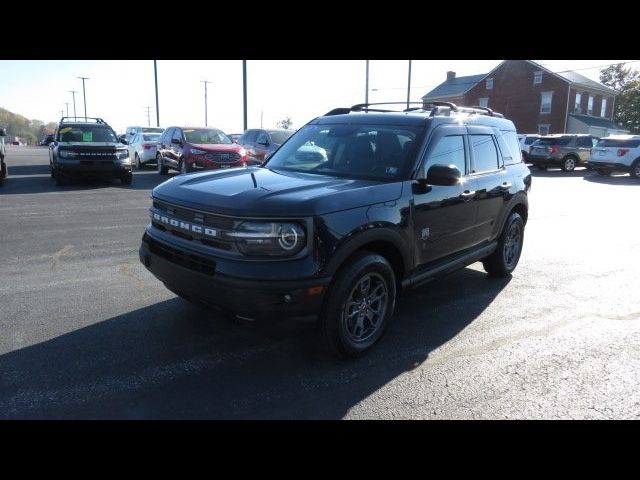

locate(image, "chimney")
[[447, 71, 456, 82]]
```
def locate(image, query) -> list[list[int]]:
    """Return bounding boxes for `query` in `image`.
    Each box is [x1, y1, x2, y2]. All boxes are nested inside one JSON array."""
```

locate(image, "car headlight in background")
[[226, 221, 306, 256], [190, 148, 207, 155]]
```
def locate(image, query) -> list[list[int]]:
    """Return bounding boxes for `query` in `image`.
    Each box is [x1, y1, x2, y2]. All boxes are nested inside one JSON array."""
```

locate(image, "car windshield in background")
[[596, 138, 640, 148], [268, 131, 293, 144], [536, 137, 572, 146], [142, 127, 164, 134], [184, 129, 231, 144], [524, 137, 539, 145], [58, 125, 117, 143], [143, 134, 161, 141], [264, 124, 420, 180]]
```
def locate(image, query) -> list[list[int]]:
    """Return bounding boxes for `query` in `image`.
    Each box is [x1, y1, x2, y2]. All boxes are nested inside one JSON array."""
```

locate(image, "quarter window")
[[540, 91, 553, 113], [534, 71, 542, 84], [470, 135, 499, 173], [424, 135, 466, 175]]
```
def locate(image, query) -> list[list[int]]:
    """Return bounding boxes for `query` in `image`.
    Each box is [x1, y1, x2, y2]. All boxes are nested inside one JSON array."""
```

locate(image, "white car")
[[128, 132, 162, 169], [125, 126, 164, 144], [518, 134, 541, 162], [588, 135, 640, 179]]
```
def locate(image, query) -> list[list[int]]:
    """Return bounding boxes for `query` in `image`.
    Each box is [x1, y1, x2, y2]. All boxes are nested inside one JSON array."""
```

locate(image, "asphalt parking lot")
[[1, 145, 639, 419]]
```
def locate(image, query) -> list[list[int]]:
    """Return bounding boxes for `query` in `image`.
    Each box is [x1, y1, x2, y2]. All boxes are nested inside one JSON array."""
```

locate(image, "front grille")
[[153, 200, 235, 230], [204, 152, 241, 163], [147, 237, 216, 276], [64, 148, 118, 160]]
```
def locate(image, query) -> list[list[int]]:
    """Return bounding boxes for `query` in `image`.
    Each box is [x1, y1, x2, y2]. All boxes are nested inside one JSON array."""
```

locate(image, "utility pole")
[[154, 60, 160, 127], [201, 80, 212, 126], [365, 60, 369, 105], [78, 76, 89, 119], [64, 102, 70, 117], [242, 60, 247, 131], [69, 91, 77, 119], [145, 106, 152, 127], [406, 60, 412, 110], [61, 109, 64, 119]]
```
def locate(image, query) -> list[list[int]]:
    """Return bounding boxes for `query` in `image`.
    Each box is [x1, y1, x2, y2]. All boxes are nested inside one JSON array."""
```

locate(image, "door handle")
[[460, 190, 476, 200], [500, 182, 512, 191]]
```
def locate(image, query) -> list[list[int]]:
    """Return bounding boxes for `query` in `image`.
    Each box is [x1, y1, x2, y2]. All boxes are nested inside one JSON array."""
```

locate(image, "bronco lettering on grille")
[[152, 212, 217, 237]]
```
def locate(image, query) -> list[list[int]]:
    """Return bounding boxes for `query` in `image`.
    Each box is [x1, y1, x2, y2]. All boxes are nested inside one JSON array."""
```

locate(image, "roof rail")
[[458, 106, 505, 118], [59, 116, 108, 125], [351, 102, 426, 112]]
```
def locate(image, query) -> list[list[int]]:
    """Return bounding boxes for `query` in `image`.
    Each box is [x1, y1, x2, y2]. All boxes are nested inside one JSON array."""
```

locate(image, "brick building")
[[422, 60, 628, 137]]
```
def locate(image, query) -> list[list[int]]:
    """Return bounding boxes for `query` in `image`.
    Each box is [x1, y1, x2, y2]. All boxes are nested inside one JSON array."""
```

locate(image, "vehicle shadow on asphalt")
[[0, 267, 510, 419], [582, 173, 639, 186], [526, 166, 590, 178], [0, 170, 177, 194]]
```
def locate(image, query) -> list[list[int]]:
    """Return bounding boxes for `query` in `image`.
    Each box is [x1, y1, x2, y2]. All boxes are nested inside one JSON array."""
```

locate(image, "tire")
[[121, 171, 133, 185], [560, 156, 577, 172], [482, 212, 525, 277], [630, 159, 640, 179], [320, 251, 397, 357], [157, 154, 168, 175], [135, 154, 142, 170]]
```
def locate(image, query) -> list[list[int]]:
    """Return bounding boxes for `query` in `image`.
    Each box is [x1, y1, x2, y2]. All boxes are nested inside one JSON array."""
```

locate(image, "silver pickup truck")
[[0, 128, 6, 186]]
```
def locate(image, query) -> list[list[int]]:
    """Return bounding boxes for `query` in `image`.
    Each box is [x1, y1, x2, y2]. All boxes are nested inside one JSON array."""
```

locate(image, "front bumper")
[[56, 159, 132, 176], [139, 231, 330, 320]]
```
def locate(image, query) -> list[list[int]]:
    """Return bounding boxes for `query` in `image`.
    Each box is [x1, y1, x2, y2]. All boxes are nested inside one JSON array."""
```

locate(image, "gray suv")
[[528, 134, 597, 172]]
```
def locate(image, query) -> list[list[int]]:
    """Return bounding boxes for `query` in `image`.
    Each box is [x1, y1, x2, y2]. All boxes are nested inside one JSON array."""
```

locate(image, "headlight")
[[116, 149, 129, 160], [190, 148, 207, 155], [59, 150, 78, 158], [226, 221, 306, 256]]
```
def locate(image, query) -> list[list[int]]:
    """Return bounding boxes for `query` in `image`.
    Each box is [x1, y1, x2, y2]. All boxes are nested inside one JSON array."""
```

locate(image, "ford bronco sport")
[[49, 117, 132, 186], [139, 102, 531, 357]]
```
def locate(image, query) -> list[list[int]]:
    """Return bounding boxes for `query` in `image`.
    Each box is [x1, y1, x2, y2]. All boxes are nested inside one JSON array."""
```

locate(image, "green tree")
[[276, 117, 293, 130], [600, 63, 640, 133]]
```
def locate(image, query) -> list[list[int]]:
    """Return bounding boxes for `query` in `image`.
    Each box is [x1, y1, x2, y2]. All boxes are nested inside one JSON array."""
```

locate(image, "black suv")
[[49, 117, 132, 186], [139, 102, 531, 356]]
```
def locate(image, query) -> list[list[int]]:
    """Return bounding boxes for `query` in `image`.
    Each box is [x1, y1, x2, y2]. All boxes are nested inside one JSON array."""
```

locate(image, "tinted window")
[[268, 131, 293, 144], [162, 128, 174, 143], [183, 128, 231, 144], [257, 131, 270, 144], [499, 130, 522, 165], [577, 137, 593, 147], [536, 136, 572, 146], [57, 125, 117, 142], [243, 130, 258, 143], [470, 135, 499, 173], [172, 129, 183, 142], [143, 133, 161, 142], [524, 136, 538, 145], [424, 135, 466, 175], [596, 138, 640, 148], [142, 127, 164, 134], [266, 124, 420, 180]]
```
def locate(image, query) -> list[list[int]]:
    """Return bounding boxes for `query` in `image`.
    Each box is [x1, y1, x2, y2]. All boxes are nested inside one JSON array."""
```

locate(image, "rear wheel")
[[55, 168, 68, 186], [320, 251, 396, 357], [157, 154, 168, 175], [630, 160, 640, 179], [561, 156, 577, 172], [483, 212, 525, 277], [135, 154, 142, 170]]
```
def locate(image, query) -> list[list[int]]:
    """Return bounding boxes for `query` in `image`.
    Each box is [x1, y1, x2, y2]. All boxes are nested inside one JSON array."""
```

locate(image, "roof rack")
[[59, 116, 109, 125], [459, 106, 504, 118], [322, 101, 505, 119]]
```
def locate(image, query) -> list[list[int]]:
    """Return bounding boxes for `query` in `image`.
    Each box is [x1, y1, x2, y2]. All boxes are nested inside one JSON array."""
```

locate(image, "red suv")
[[156, 126, 253, 175]]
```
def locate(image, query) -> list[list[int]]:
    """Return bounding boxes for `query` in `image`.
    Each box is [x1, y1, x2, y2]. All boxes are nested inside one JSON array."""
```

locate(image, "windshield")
[[264, 124, 420, 180], [535, 137, 572, 146], [57, 125, 117, 142], [142, 127, 164, 134], [143, 133, 161, 142], [596, 138, 640, 148], [268, 130, 293, 144], [183, 128, 231, 145], [524, 137, 539, 145]]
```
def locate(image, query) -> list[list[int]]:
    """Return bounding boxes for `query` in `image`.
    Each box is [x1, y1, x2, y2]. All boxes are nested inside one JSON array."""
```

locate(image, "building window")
[[601, 97, 607, 118], [588, 95, 594, 115], [538, 124, 550, 136], [540, 91, 553, 114], [574, 92, 582, 113], [534, 71, 542, 84], [478, 97, 489, 108], [486, 78, 493, 90]]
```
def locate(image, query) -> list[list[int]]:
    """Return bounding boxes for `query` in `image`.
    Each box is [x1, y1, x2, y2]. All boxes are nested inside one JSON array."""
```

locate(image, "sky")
[[0, 60, 637, 135]]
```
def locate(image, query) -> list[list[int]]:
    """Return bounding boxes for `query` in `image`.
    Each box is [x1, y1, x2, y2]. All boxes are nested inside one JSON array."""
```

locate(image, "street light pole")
[[64, 102, 69, 117], [154, 60, 160, 127], [201, 80, 211, 127], [242, 60, 248, 131], [69, 91, 77, 119], [406, 60, 412, 110], [365, 60, 369, 105], [78, 77, 89, 120]]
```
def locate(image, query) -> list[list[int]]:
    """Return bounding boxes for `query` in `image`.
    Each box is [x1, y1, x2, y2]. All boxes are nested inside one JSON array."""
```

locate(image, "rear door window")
[[470, 135, 500, 173]]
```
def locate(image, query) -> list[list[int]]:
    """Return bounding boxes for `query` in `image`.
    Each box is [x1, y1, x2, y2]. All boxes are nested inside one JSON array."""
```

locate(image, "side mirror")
[[426, 164, 461, 186], [120, 138, 128, 145], [171, 138, 182, 145]]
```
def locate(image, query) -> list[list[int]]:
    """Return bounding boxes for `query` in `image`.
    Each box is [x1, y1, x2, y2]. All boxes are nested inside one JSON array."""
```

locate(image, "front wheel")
[[157, 154, 168, 175], [320, 251, 396, 357], [482, 212, 525, 277], [630, 160, 640, 179], [179, 159, 191, 174], [121, 171, 133, 185]]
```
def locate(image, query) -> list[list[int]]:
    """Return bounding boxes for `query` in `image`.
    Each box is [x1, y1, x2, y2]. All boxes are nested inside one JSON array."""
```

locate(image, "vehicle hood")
[[152, 167, 403, 217], [190, 143, 242, 152]]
